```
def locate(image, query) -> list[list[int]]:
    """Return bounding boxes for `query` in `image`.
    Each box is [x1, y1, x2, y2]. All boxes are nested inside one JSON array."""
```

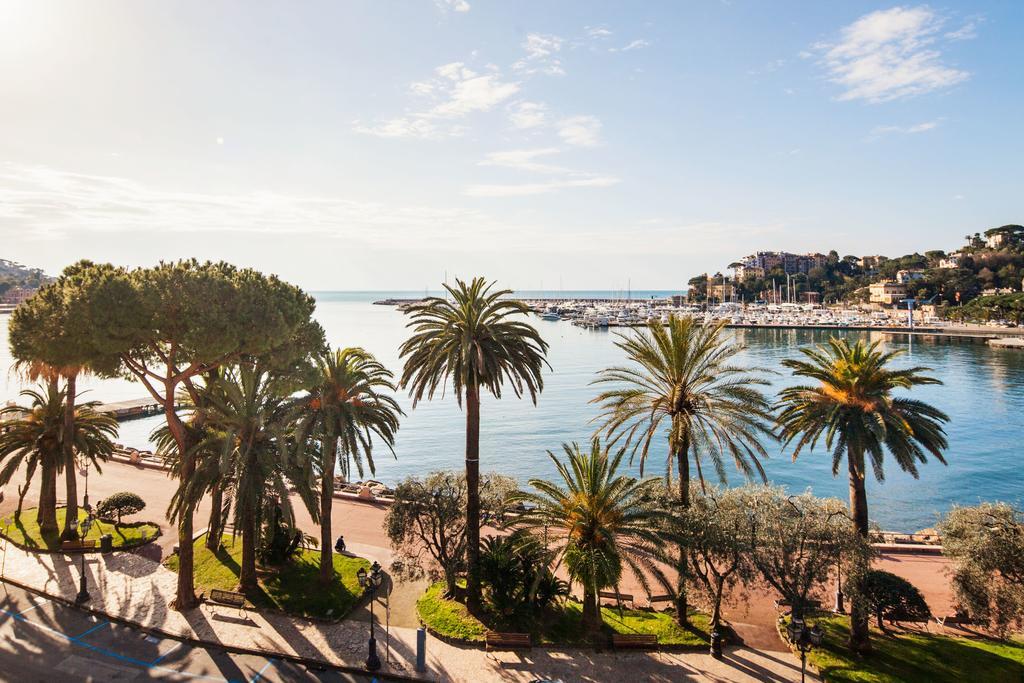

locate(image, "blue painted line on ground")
[[150, 639, 186, 665], [71, 619, 110, 641], [249, 658, 273, 682]]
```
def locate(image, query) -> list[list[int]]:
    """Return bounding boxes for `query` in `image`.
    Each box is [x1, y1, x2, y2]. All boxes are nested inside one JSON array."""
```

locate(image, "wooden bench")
[[60, 539, 97, 552], [485, 632, 531, 651], [207, 589, 247, 617], [648, 594, 674, 610], [936, 614, 975, 628], [598, 591, 634, 607], [775, 597, 821, 612], [612, 633, 658, 649]]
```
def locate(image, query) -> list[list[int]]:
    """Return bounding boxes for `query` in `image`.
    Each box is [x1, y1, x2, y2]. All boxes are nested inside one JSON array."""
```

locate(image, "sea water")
[[3, 291, 1022, 532]]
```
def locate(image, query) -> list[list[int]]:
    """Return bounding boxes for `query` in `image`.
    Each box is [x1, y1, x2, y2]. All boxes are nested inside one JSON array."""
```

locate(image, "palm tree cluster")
[[4, 270, 952, 661]]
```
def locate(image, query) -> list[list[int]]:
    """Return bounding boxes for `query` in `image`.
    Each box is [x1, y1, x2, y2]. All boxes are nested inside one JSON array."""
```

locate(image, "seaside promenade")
[[1, 456, 967, 681]]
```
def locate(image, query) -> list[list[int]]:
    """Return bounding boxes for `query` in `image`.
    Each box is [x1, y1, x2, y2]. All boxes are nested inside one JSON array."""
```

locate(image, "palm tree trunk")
[[582, 584, 603, 640], [465, 384, 482, 613], [60, 373, 79, 541], [847, 448, 872, 654], [37, 461, 58, 536], [206, 485, 223, 551], [319, 437, 338, 584], [239, 506, 257, 592], [675, 431, 691, 626], [167, 404, 198, 610]]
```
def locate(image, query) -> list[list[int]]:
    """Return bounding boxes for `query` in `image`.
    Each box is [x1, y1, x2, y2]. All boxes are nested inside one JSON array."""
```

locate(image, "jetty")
[[95, 398, 167, 421], [988, 337, 1024, 349]]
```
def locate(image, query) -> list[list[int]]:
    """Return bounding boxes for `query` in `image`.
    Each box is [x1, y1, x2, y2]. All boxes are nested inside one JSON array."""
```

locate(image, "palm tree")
[[0, 384, 116, 535], [591, 315, 775, 622], [399, 277, 549, 612], [777, 337, 949, 653], [511, 439, 671, 639], [294, 347, 402, 584], [169, 363, 317, 592]]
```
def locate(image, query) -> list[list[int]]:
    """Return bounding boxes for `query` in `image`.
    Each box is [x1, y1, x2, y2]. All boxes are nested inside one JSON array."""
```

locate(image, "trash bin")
[[100, 533, 113, 553]]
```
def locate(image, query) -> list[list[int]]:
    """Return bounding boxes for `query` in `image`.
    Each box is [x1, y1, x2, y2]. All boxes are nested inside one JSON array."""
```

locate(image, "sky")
[[0, 1, 1021, 291]]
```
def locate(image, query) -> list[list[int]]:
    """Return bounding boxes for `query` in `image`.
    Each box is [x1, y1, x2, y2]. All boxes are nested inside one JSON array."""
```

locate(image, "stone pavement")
[[0, 538, 812, 682]]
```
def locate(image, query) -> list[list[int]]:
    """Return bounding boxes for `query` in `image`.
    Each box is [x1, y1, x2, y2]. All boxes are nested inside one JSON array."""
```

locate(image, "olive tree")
[[746, 488, 868, 619], [385, 471, 516, 597], [71, 260, 323, 609], [675, 486, 757, 636], [940, 503, 1024, 638]]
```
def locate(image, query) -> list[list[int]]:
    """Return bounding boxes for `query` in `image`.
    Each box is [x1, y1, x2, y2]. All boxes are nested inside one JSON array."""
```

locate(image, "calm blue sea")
[[3, 290, 1022, 532]]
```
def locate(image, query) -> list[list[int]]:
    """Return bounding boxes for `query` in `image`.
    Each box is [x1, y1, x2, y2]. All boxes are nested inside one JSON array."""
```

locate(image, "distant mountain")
[[0, 258, 50, 290]]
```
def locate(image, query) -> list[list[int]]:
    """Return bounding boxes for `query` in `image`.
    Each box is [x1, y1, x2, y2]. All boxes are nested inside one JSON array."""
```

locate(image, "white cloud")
[[0, 163, 498, 248], [435, 0, 470, 13], [479, 148, 566, 173], [946, 17, 982, 41], [748, 59, 785, 76], [513, 33, 566, 76], [814, 6, 971, 103], [869, 119, 942, 136], [355, 62, 519, 139], [586, 25, 612, 39], [464, 176, 620, 197], [508, 101, 547, 129], [557, 115, 602, 147], [610, 39, 650, 53]]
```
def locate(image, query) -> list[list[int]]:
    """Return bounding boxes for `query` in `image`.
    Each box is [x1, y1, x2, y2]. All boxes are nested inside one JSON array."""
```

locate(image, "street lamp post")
[[784, 616, 824, 683], [356, 561, 384, 672], [75, 513, 94, 604]]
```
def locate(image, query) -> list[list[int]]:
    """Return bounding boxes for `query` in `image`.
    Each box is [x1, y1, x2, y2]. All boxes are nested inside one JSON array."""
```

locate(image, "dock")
[[95, 398, 167, 421], [988, 337, 1024, 349]]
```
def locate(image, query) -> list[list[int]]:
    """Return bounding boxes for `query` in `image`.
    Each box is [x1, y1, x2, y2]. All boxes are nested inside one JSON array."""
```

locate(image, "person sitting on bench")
[[334, 535, 346, 553]]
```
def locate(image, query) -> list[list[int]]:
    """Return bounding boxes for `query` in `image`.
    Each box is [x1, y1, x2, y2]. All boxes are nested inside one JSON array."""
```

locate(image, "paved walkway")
[[0, 537, 811, 682]]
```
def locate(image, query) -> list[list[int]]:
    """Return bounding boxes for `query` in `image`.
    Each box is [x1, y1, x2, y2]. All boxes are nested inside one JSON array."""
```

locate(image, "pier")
[[95, 398, 168, 421]]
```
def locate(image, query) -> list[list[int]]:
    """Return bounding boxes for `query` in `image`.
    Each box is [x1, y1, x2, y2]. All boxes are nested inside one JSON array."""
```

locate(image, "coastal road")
[[0, 582, 380, 683]]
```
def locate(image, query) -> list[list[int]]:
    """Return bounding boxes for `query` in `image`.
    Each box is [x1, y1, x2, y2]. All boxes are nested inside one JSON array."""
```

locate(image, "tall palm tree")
[[511, 439, 671, 639], [294, 347, 402, 584], [591, 315, 775, 622], [169, 363, 317, 592], [399, 277, 549, 612], [777, 337, 949, 653], [0, 384, 116, 535]]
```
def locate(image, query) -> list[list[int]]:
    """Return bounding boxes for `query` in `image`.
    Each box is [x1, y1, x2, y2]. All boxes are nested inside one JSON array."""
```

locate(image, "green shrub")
[[95, 492, 146, 524], [479, 533, 568, 617], [856, 569, 931, 630]]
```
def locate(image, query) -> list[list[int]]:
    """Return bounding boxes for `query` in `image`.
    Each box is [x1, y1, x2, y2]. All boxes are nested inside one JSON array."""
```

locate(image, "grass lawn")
[[0, 507, 159, 551], [417, 581, 711, 647], [165, 534, 369, 620], [803, 615, 1024, 682]]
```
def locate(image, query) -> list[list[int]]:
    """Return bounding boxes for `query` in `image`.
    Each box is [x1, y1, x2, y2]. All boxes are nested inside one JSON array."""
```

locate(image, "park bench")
[[207, 589, 247, 618], [484, 632, 531, 651], [612, 633, 659, 650], [648, 594, 674, 610], [936, 613, 975, 628], [598, 591, 634, 607], [60, 539, 97, 553], [774, 597, 821, 612]]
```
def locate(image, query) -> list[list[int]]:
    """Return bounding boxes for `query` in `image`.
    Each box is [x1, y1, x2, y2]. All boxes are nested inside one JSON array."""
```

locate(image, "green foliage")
[[949, 292, 1024, 324], [417, 581, 712, 646], [778, 338, 949, 484], [804, 615, 1024, 682], [399, 277, 549, 407], [857, 570, 931, 629], [293, 346, 403, 481], [386, 470, 517, 592], [511, 439, 673, 633], [95, 492, 146, 524], [479, 534, 568, 617], [0, 507, 158, 550], [940, 503, 1024, 638], [592, 315, 775, 492], [744, 487, 868, 617], [259, 503, 311, 565], [166, 534, 367, 619]]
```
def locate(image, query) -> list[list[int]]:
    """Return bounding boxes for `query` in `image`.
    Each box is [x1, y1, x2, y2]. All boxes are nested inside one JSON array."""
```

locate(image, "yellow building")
[[869, 281, 906, 305]]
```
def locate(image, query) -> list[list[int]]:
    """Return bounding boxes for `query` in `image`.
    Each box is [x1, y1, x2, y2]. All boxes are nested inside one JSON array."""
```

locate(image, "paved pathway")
[[0, 581, 377, 682]]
